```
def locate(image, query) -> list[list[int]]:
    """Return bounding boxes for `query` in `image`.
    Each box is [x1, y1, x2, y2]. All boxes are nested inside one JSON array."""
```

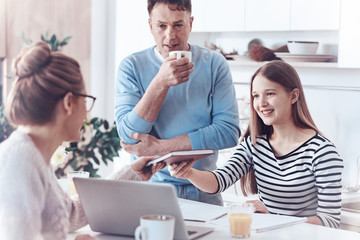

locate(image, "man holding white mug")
[[115, 0, 240, 206]]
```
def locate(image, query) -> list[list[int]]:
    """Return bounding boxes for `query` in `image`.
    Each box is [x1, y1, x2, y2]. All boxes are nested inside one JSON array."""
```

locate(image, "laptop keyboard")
[[187, 230, 197, 236]]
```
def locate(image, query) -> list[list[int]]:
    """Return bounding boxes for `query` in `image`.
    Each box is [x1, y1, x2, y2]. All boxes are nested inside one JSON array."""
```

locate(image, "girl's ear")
[[61, 92, 74, 116], [291, 88, 299, 105]]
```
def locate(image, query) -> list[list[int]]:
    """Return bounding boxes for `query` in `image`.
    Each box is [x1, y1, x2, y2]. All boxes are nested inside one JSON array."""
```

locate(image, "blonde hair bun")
[[12, 41, 51, 78]]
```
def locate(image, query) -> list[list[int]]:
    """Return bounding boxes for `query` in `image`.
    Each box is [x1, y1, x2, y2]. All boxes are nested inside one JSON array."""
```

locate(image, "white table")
[[68, 222, 360, 240], [67, 198, 360, 240]]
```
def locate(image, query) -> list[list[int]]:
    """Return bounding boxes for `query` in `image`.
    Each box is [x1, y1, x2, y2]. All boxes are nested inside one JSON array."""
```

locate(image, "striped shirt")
[[213, 133, 343, 228]]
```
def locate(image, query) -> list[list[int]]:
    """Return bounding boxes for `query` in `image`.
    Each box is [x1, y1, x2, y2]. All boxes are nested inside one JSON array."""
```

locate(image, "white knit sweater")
[[0, 130, 141, 240]]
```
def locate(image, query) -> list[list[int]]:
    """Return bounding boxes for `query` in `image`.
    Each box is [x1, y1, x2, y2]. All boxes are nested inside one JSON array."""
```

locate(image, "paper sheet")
[[209, 213, 307, 232]]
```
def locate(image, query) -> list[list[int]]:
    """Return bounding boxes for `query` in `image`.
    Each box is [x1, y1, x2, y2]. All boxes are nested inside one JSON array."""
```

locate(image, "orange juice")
[[68, 179, 77, 196], [228, 212, 252, 237]]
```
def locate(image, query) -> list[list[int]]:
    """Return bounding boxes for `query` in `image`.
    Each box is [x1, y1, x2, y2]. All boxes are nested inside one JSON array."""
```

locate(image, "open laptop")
[[74, 178, 214, 240]]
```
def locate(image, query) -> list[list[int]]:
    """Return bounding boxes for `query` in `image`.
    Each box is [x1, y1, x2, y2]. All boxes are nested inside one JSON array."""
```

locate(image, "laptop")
[[74, 178, 214, 240]]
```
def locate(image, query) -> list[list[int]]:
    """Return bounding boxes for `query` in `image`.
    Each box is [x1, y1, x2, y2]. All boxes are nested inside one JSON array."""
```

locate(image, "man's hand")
[[121, 133, 191, 157], [121, 133, 165, 156], [75, 234, 95, 240], [130, 156, 166, 181], [156, 56, 194, 88]]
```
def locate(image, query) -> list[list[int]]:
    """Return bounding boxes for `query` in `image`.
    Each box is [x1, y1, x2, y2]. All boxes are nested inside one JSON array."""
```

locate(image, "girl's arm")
[[306, 216, 324, 226], [169, 160, 219, 194]]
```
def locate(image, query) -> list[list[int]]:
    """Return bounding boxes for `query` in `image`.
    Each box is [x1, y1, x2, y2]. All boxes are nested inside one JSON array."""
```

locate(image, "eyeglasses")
[[72, 92, 97, 112]]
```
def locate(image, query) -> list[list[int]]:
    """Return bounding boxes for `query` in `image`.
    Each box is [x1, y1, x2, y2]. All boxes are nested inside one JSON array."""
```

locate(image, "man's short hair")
[[147, 0, 192, 15]]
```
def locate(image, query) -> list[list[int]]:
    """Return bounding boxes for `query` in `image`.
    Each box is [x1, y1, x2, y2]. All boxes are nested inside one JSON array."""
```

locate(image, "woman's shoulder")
[[240, 134, 268, 148], [307, 132, 337, 148], [0, 130, 44, 169], [306, 132, 342, 160]]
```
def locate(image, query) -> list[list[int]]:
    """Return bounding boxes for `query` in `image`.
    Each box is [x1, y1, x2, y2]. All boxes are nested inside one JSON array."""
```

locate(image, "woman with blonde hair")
[[170, 60, 344, 228], [0, 42, 165, 240]]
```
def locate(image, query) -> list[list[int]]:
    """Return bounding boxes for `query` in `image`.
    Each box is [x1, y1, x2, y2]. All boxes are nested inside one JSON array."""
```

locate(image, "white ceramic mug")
[[169, 50, 192, 62], [135, 214, 175, 240]]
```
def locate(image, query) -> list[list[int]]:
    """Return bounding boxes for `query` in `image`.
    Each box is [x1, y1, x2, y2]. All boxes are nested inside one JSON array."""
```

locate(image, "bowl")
[[287, 41, 319, 55]]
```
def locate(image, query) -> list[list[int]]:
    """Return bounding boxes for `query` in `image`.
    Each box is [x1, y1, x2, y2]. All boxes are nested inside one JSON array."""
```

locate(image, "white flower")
[[51, 145, 67, 166]]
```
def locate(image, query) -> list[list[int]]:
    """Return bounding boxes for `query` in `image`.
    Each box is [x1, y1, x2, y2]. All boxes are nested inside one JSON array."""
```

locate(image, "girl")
[[169, 60, 343, 228]]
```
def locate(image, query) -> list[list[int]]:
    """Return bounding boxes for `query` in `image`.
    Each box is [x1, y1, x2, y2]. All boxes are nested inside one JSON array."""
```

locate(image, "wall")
[[1, 0, 91, 101], [90, 0, 117, 123], [90, 0, 154, 122], [0, 0, 5, 58]]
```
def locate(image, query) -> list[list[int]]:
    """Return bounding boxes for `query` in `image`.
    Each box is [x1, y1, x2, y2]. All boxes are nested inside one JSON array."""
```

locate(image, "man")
[[115, 0, 240, 206]]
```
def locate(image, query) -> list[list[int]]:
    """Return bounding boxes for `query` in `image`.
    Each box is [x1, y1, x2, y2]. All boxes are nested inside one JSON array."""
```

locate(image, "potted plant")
[[53, 118, 122, 178], [20, 31, 72, 51]]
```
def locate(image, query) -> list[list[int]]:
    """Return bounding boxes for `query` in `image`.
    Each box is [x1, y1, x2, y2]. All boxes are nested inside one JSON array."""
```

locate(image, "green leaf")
[[90, 117, 99, 125], [50, 34, 56, 43], [65, 147, 77, 152], [53, 39, 58, 51], [104, 120, 109, 130], [63, 36, 72, 42], [83, 162, 100, 178], [93, 155, 100, 165]]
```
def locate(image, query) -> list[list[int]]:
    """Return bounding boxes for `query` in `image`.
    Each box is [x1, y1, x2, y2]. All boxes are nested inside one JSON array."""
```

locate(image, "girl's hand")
[[168, 160, 196, 179], [246, 200, 270, 214]]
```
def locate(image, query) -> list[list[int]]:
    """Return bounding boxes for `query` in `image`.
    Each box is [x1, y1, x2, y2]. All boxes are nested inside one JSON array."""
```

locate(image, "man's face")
[[148, 3, 193, 58]]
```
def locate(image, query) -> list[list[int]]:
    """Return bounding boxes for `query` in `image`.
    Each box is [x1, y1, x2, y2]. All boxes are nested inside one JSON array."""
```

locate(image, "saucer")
[[274, 52, 335, 62]]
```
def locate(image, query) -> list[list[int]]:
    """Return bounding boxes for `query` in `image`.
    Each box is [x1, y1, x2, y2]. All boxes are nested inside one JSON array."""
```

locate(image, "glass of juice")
[[67, 171, 89, 196], [227, 202, 254, 238]]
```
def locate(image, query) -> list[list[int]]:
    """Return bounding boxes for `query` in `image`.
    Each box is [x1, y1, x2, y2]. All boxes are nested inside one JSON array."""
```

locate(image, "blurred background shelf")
[[227, 59, 339, 69]]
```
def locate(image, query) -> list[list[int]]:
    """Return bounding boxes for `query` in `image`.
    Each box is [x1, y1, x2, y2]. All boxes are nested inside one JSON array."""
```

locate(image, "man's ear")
[[148, 18, 152, 30], [62, 92, 74, 115], [190, 16, 194, 30], [291, 88, 299, 104]]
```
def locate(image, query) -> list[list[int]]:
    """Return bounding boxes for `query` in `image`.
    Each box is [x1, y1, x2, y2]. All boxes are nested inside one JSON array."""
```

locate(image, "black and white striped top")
[[213, 133, 343, 228]]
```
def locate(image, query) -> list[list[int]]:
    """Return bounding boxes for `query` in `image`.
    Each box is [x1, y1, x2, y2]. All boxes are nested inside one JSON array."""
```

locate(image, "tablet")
[[146, 149, 214, 167]]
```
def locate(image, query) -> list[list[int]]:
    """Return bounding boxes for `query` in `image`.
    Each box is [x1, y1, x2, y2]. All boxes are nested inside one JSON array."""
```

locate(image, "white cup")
[[67, 171, 89, 196], [135, 214, 175, 240], [169, 50, 192, 62]]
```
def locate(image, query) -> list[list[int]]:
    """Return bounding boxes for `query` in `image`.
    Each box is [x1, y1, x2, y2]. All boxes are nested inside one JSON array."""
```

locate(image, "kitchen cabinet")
[[192, 0, 340, 32], [245, 0, 290, 31], [192, 0, 245, 32], [290, 0, 340, 30], [338, 0, 360, 68]]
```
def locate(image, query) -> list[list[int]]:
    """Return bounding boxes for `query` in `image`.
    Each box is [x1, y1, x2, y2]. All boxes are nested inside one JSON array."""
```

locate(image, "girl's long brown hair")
[[240, 60, 319, 196]]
